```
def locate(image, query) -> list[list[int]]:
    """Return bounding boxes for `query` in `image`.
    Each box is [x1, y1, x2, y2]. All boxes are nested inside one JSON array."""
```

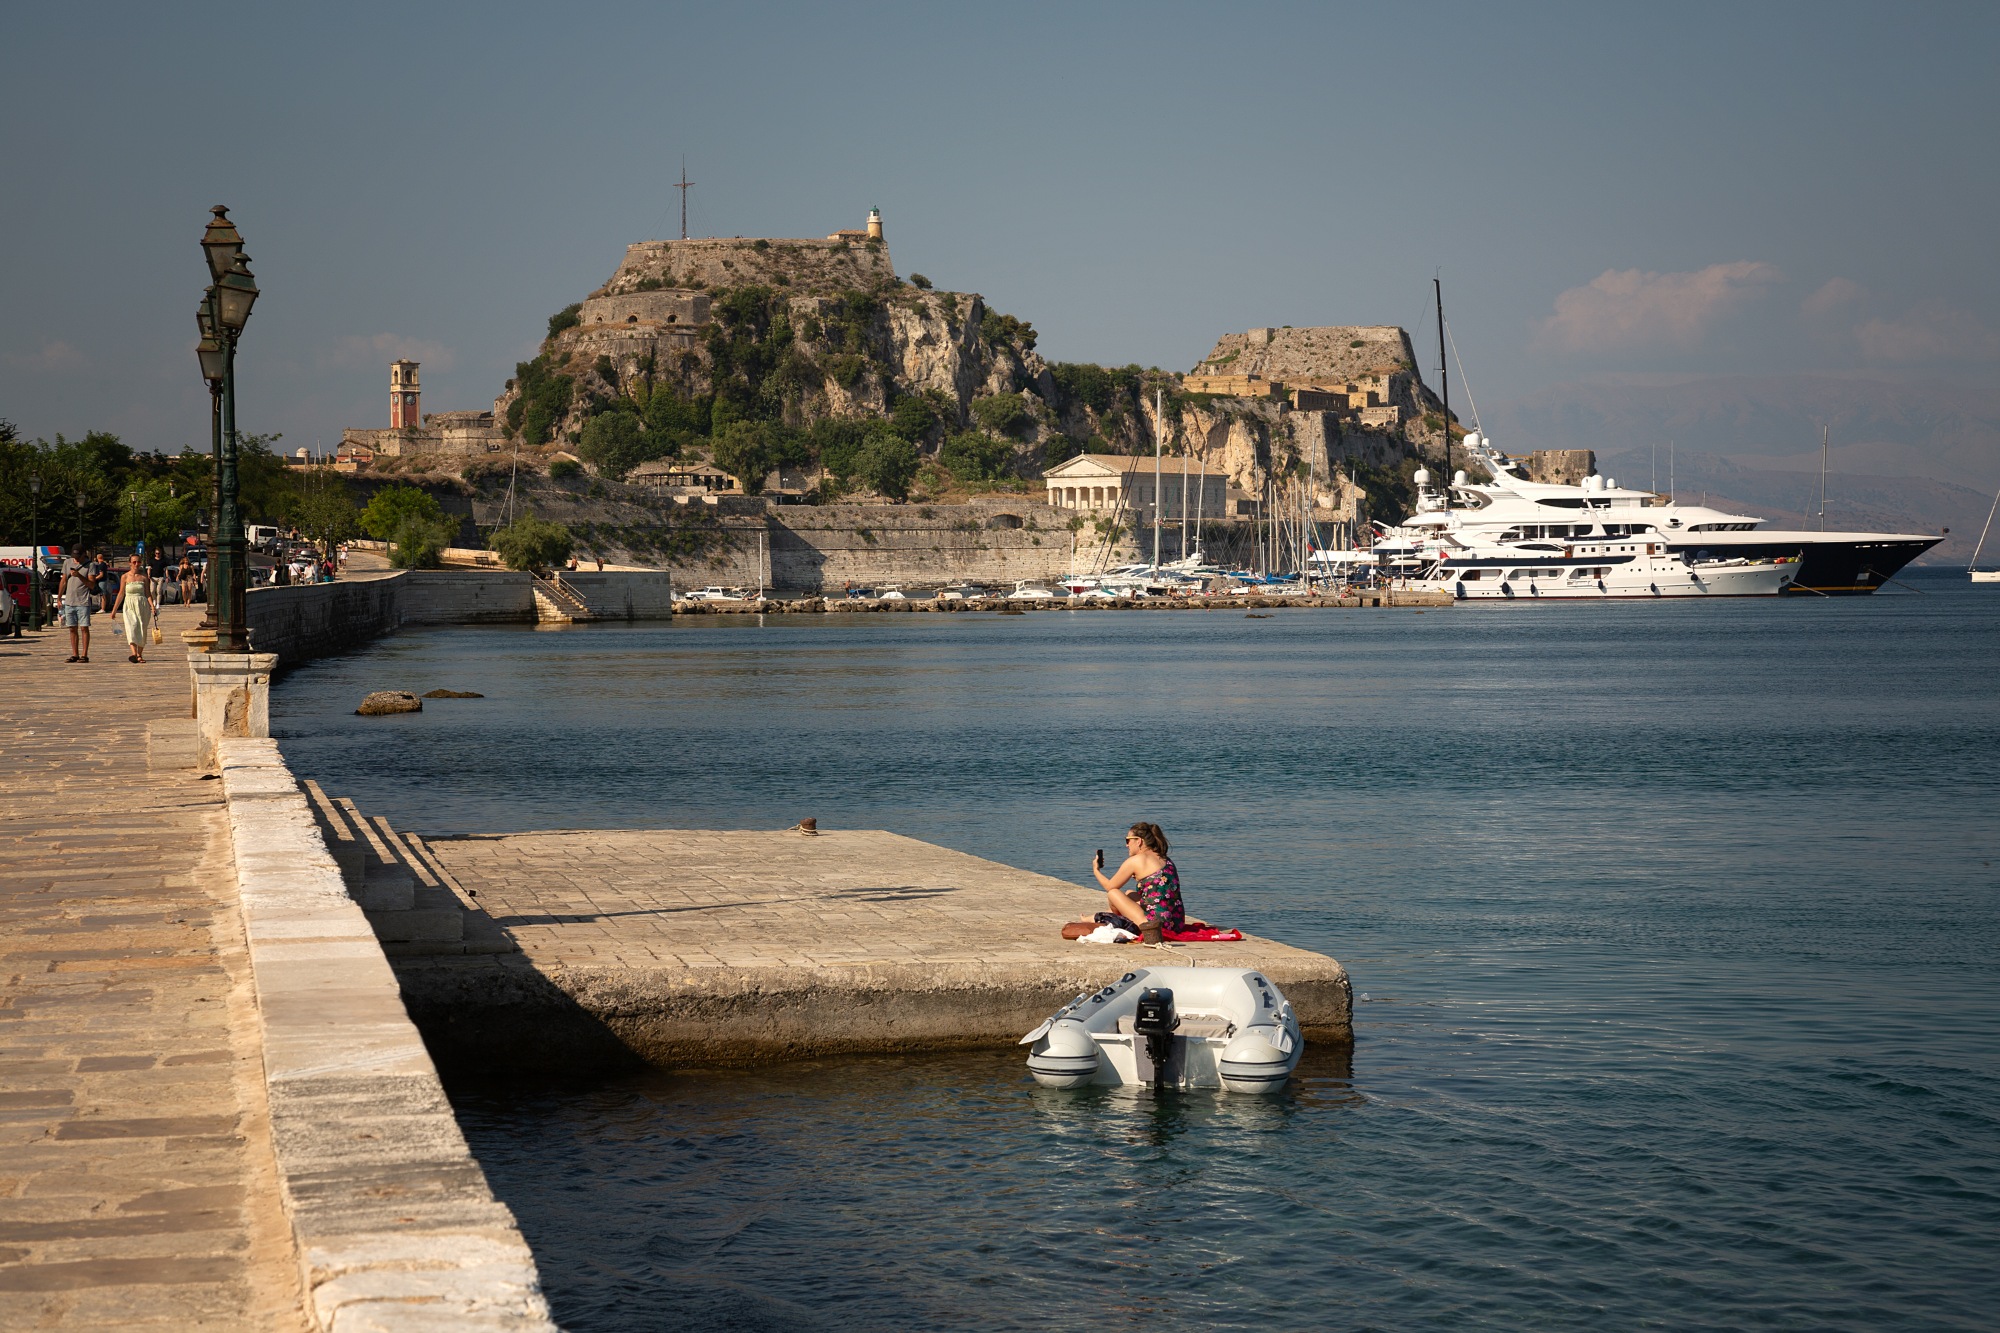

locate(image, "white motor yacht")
[[1379, 435, 1939, 594]]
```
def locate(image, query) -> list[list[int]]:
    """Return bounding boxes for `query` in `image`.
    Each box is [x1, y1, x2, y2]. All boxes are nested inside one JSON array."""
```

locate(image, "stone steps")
[[303, 781, 516, 956]]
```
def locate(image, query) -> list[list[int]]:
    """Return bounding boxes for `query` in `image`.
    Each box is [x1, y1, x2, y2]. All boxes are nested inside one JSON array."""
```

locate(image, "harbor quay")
[[1, 593, 1352, 1328]]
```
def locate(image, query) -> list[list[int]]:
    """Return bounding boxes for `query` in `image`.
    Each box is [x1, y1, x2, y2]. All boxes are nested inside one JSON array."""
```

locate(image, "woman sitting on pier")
[[1092, 822, 1186, 945]]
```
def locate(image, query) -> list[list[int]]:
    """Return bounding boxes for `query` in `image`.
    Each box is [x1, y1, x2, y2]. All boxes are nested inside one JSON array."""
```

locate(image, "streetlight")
[[126, 490, 139, 550], [28, 474, 43, 632], [75, 488, 86, 555], [195, 205, 258, 652]]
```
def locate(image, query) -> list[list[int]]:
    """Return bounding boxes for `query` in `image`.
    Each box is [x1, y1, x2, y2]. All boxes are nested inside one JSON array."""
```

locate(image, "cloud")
[[5, 338, 89, 373], [322, 333, 456, 373], [1801, 277, 1865, 321], [1536, 261, 1781, 355], [1852, 301, 2000, 364]]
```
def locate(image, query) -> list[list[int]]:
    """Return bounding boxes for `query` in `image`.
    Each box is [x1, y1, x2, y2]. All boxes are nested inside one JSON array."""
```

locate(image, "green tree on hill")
[[360, 483, 454, 568], [489, 513, 574, 574], [853, 433, 920, 501]]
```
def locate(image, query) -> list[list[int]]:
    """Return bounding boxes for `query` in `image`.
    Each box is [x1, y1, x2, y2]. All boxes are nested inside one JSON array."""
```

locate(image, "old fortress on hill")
[[332, 208, 1431, 506]]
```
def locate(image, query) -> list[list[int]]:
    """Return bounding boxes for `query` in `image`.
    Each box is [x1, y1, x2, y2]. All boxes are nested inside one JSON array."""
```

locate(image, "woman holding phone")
[[1091, 822, 1186, 945]]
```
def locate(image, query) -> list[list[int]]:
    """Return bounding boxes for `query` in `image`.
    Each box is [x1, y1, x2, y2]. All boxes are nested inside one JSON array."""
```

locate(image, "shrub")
[[547, 303, 582, 340], [890, 392, 941, 442], [360, 483, 445, 543], [577, 410, 649, 479], [970, 393, 1030, 438], [1051, 362, 1123, 413], [489, 514, 574, 574], [825, 353, 866, 388], [549, 458, 582, 480], [508, 354, 575, 447], [938, 430, 1013, 482], [853, 433, 920, 501], [388, 513, 454, 569], [711, 420, 781, 495], [980, 309, 1037, 351], [1042, 433, 1080, 468], [909, 273, 932, 290]]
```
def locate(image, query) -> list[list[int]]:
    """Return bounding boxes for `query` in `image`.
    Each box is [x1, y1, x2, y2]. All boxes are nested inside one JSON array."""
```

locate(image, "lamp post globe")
[[201, 206, 244, 284], [215, 252, 258, 332]]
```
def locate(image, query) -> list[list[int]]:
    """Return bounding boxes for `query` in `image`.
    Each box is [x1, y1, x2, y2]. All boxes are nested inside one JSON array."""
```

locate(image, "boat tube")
[[1020, 966, 1303, 1093]]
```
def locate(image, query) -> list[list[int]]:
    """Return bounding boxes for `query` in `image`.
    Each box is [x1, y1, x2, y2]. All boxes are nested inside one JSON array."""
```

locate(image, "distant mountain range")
[[1482, 373, 2000, 564]]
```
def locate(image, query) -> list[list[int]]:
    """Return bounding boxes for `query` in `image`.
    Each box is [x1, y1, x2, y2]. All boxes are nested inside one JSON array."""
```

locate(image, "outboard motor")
[[1131, 987, 1179, 1087]]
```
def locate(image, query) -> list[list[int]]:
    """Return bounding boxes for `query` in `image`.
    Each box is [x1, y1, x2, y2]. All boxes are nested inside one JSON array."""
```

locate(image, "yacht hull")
[[1664, 535, 1940, 594]]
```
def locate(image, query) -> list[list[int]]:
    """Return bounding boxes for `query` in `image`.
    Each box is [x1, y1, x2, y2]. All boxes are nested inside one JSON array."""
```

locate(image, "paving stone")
[[0, 609, 310, 1329]]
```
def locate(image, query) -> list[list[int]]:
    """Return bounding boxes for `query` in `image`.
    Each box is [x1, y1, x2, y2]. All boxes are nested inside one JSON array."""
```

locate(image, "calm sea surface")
[[273, 574, 2000, 1331]]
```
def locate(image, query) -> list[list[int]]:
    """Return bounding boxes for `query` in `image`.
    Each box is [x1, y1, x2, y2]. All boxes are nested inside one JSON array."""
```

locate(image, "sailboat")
[[1970, 485, 2000, 583]]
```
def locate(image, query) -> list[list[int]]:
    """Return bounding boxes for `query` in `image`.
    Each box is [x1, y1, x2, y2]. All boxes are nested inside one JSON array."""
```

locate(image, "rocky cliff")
[[487, 232, 1460, 528]]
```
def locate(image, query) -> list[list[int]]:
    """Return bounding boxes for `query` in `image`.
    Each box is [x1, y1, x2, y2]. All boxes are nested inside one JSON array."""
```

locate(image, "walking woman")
[[112, 554, 157, 663], [1091, 821, 1188, 945]]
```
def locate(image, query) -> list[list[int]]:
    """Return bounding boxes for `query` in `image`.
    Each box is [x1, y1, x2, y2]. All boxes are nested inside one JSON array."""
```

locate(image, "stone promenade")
[[395, 826, 1352, 1069], [0, 607, 307, 1328]]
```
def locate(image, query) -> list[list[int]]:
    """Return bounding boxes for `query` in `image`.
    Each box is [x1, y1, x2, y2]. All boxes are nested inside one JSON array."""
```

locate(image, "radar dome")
[[1413, 468, 1431, 487], [1453, 470, 1468, 486], [1606, 478, 1617, 490], [1463, 432, 1484, 451]]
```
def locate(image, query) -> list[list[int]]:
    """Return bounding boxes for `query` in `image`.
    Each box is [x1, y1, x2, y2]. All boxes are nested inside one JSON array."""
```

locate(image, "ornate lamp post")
[[28, 474, 43, 631], [197, 206, 258, 652], [75, 488, 86, 554]]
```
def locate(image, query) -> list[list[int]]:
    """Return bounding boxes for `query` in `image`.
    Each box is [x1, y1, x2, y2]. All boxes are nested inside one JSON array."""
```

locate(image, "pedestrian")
[[112, 554, 157, 663], [59, 555, 93, 662], [87, 551, 112, 613], [148, 545, 166, 582]]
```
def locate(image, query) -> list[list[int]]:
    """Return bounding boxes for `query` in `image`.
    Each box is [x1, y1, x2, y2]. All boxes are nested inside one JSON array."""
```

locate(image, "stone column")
[[188, 652, 279, 775]]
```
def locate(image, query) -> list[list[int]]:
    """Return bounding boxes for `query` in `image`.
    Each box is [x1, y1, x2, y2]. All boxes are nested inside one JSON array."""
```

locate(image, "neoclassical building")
[[1042, 453, 1232, 520]]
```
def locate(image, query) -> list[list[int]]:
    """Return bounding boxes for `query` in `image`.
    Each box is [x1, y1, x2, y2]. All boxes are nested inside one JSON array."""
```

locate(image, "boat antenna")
[[1818, 423, 1829, 531], [1434, 275, 1451, 511]]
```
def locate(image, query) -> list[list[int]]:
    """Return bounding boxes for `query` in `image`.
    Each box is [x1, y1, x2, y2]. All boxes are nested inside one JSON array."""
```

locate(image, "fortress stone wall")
[[603, 236, 895, 296], [579, 290, 710, 329]]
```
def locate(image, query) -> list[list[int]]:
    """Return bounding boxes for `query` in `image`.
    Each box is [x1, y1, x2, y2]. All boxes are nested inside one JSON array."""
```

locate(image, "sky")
[[4, 0, 1996, 471]]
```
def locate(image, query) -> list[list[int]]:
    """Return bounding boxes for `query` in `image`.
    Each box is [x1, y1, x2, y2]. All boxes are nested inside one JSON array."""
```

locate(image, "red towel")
[[1160, 922, 1244, 942]]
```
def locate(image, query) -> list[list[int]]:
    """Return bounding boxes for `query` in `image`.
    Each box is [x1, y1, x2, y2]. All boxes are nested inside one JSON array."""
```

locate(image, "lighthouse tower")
[[866, 207, 883, 241], [389, 360, 421, 429]]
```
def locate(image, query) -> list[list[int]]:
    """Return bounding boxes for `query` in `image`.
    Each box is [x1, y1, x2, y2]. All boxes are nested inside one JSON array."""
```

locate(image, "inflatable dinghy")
[[1021, 966, 1302, 1093]]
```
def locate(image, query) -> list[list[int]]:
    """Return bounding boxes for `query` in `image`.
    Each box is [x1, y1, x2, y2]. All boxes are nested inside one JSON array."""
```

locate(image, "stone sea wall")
[[246, 569, 674, 670]]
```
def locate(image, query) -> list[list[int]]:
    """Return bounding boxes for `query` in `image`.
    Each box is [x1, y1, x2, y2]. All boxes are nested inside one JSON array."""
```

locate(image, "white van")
[[245, 525, 282, 552]]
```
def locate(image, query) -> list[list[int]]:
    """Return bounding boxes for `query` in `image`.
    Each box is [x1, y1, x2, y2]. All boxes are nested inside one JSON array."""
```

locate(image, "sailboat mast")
[[1968, 485, 2000, 573], [1819, 424, 1829, 531], [1435, 277, 1451, 513], [1153, 387, 1163, 570]]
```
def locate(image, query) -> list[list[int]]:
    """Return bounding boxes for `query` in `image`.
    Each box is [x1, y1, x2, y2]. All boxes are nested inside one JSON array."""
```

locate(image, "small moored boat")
[[1021, 966, 1303, 1093]]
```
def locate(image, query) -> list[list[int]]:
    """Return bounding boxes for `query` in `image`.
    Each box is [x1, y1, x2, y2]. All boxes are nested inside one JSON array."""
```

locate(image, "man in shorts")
[[60, 556, 93, 662]]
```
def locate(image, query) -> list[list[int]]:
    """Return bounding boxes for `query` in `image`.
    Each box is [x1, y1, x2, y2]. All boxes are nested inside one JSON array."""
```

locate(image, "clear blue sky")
[[3, 1, 1995, 459]]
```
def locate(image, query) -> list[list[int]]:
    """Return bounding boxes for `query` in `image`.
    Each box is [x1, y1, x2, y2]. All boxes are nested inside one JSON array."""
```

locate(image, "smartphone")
[[1095, 848, 1104, 868]]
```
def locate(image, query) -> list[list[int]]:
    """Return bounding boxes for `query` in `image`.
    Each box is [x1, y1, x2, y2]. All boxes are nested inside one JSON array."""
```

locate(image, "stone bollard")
[[188, 652, 280, 776]]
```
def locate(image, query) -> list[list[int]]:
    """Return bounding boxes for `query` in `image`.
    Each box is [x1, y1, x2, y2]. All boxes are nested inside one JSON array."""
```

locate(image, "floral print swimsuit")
[[1133, 860, 1186, 931]]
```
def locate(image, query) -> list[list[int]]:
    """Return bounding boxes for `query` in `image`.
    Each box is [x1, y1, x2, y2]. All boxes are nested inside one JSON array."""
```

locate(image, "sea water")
[[273, 574, 2000, 1330]]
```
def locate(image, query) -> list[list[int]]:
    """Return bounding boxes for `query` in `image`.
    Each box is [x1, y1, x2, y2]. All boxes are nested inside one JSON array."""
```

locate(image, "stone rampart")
[[662, 501, 1140, 592], [245, 570, 675, 671], [605, 236, 895, 295], [218, 739, 555, 1329], [579, 290, 709, 328], [400, 571, 538, 625], [248, 579, 402, 665]]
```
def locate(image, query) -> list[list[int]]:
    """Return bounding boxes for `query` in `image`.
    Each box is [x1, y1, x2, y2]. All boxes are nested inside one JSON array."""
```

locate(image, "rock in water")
[[421, 689, 484, 698], [356, 691, 422, 716]]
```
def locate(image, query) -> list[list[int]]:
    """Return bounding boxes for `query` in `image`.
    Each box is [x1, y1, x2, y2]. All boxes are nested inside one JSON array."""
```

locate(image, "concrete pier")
[[387, 826, 1353, 1071]]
